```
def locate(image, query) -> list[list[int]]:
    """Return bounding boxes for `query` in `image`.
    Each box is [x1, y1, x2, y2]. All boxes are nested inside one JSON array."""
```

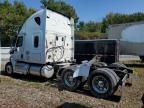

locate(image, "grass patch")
[[131, 67, 144, 77], [120, 60, 144, 78], [121, 60, 144, 65]]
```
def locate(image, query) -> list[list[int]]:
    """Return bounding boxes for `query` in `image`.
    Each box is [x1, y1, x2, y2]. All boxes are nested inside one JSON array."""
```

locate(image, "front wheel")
[[61, 69, 81, 91], [5, 62, 13, 75]]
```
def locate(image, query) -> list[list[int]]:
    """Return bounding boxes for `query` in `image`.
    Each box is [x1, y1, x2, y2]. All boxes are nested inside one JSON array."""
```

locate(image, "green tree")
[[76, 21, 104, 39], [101, 12, 144, 32], [40, 0, 78, 22], [0, 0, 35, 46]]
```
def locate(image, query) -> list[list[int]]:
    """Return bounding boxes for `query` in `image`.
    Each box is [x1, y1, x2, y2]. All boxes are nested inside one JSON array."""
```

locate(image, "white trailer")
[[107, 21, 144, 61], [5, 9, 133, 98]]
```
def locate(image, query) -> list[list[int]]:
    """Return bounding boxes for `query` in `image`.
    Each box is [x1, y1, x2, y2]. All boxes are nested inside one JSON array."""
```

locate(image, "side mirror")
[[14, 47, 17, 51], [10, 48, 14, 54], [9, 47, 17, 54]]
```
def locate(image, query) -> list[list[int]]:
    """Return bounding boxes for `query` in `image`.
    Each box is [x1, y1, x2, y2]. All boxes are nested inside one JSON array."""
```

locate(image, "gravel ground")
[[0, 67, 143, 108]]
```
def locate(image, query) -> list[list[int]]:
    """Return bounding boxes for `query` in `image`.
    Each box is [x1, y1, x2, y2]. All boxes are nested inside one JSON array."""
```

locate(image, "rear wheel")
[[61, 69, 81, 91], [5, 62, 13, 75], [88, 68, 118, 98]]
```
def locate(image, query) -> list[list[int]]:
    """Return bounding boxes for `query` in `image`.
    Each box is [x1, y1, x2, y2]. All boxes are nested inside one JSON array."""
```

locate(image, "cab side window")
[[34, 17, 41, 26], [34, 36, 39, 48], [16, 36, 23, 47]]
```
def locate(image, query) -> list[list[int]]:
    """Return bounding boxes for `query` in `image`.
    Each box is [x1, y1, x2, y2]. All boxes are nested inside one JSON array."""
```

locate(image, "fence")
[[0, 47, 10, 69]]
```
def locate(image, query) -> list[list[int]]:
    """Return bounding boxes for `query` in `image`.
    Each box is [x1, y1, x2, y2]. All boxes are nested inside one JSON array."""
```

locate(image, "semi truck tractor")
[[5, 9, 75, 78], [107, 21, 144, 61], [5, 9, 133, 98]]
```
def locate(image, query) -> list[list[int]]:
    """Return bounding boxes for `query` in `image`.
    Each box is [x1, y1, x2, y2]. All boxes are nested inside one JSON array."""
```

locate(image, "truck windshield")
[[16, 36, 23, 47]]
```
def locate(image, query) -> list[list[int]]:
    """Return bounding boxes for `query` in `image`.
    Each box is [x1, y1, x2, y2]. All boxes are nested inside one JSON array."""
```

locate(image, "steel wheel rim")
[[64, 71, 76, 87], [92, 75, 109, 94], [6, 65, 12, 74]]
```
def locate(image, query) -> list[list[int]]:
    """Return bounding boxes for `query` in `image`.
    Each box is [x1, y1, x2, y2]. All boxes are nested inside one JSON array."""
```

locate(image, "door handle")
[[21, 54, 23, 59], [26, 51, 30, 55]]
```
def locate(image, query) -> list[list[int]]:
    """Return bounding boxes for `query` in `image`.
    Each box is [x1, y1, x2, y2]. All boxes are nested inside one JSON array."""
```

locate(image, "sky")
[[9, 0, 144, 22]]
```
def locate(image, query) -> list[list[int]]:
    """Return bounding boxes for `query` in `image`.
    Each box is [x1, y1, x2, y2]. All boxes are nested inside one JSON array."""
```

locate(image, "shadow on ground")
[[74, 88, 121, 103], [1, 70, 55, 83], [56, 102, 89, 108]]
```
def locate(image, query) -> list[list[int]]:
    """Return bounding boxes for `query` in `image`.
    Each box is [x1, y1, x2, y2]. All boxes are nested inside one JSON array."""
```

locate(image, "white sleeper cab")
[[5, 9, 74, 78]]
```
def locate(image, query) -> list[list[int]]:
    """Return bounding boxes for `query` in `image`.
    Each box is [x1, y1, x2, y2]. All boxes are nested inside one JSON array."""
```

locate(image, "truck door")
[[14, 36, 24, 61], [30, 32, 42, 63]]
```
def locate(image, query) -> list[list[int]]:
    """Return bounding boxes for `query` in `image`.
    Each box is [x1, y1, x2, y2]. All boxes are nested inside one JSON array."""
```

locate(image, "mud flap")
[[73, 63, 91, 78], [73, 56, 96, 78], [119, 73, 128, 96]]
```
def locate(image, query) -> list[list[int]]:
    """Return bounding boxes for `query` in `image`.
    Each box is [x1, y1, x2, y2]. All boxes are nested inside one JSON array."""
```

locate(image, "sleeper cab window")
[[34, 17, 41, 25], [34, 36, 39, 48], [16, 36, 23, 47]]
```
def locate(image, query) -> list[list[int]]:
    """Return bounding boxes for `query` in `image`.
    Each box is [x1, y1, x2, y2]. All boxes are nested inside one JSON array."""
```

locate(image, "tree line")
[[0, 0, 35, 46], [77, 12, 144, 39], [1, 0, 144, 46]]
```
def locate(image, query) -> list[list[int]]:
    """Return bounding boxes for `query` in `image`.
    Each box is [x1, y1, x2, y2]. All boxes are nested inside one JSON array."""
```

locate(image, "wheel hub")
[[6, 65, 12, 74], [64, 71, 76, 87], [92, 75, 109, 94], [98, 81, 104, 88], [68, 75, 74, 81]]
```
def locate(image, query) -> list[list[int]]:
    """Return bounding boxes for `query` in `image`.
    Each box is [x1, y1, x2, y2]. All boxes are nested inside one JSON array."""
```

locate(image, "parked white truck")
[[5, 9, 74, 78], [5, 9, 133, 98]]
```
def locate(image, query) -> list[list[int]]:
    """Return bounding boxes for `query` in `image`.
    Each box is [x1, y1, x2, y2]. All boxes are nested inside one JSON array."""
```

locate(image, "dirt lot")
[[0, 64, 144, 108]]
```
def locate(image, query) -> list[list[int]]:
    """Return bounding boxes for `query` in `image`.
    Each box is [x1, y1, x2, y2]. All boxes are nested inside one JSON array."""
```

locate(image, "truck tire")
[[61, 69, 81, 91], [93, 62, 107, 67], [88, 68, 119, 98], [5, 62, 13, 75], [109, 62, 127, 68]]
